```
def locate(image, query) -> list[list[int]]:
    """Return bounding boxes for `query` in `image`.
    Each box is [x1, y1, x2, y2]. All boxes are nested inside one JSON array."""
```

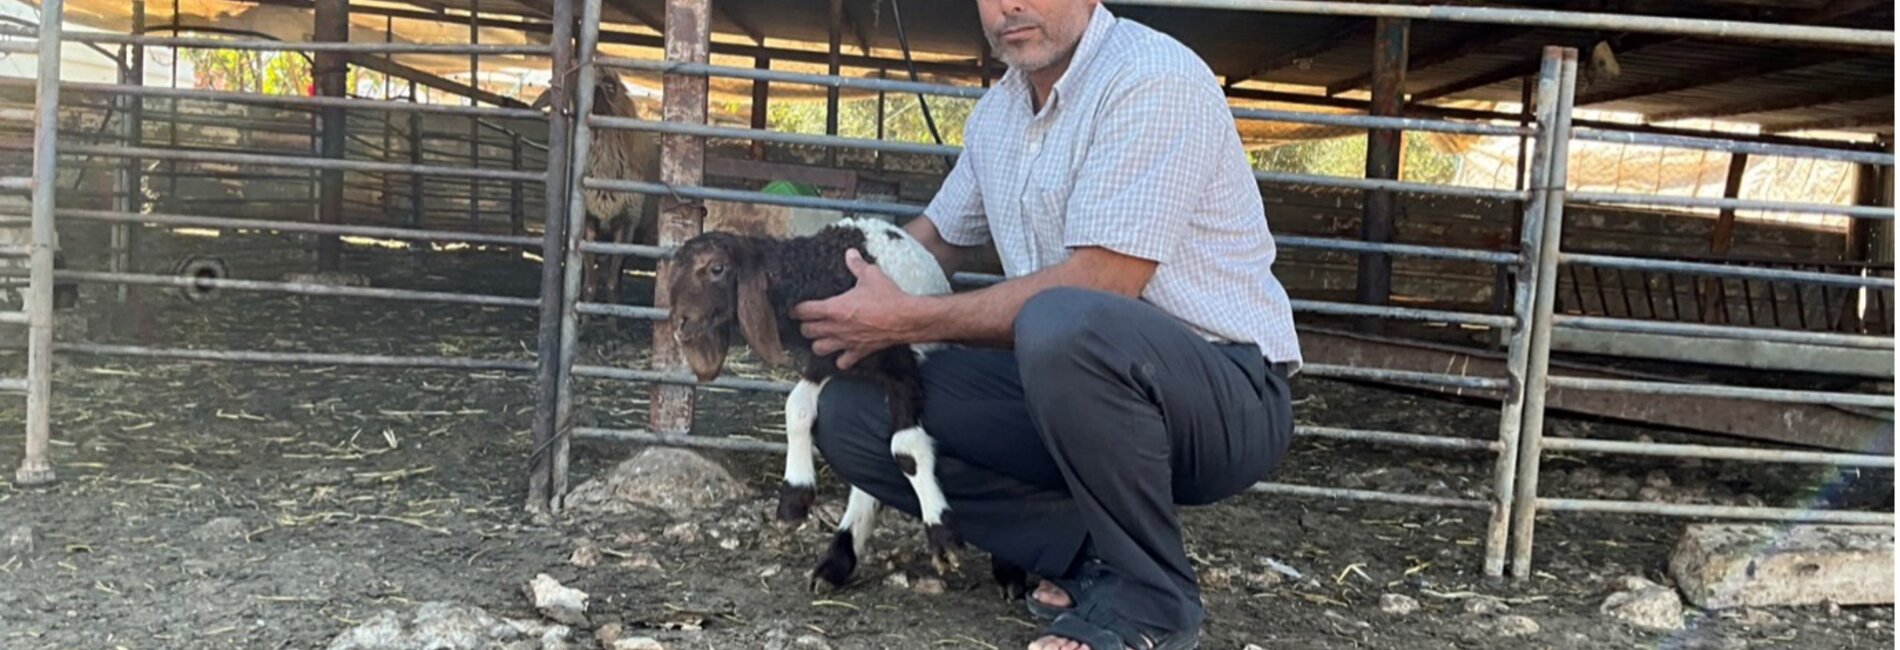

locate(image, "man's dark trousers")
[[813, 287, 1294, 633]]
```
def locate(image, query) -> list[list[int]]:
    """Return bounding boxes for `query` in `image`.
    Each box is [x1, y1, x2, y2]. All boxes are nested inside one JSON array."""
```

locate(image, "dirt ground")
[[0, 233, 1892, 650]]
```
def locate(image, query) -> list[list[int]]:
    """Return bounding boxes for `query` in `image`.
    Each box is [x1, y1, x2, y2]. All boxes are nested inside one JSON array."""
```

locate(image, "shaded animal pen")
[[6, 0, 1894, 586]]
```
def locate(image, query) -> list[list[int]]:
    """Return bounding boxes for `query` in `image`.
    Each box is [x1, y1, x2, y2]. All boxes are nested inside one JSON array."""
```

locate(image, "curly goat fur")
[[663, 218, 1028, 597]]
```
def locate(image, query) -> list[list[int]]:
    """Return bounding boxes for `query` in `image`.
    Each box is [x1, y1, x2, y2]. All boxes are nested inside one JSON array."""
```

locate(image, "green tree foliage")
[[1250, 131, 1462, 183], [766, 93, 977, 145], [184, 48, 387, 98]]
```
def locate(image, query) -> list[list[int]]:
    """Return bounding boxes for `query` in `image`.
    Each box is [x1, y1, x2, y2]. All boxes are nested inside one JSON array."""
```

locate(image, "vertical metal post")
[[315, 0, 349, 272], [408, 81, 423, 229], [647, 0, 712, 439], [113, 0, 146, 305], [381, 15, 394, 218], [1357, 17, 1407, 332], [469, 0, 482, 228], [1509, 46, 1579, 579], [1483, 49, 1562, 578], [1492, 75, 1534, 317], [749, 56, 769, 161], [528, 0, 578, 514], [1699, 153, 1749, 323], [16, 0, 65, 486], [511, 135, 525, 236], [554, 0, 616, 512], [875, 70, 887, 174], [825, 0, 842, 167]]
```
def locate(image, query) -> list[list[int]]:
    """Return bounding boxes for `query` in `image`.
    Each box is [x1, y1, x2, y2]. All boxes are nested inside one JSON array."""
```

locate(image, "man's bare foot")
[[1031, 580, 1073, 610], [1027, 634, 1131, 650]]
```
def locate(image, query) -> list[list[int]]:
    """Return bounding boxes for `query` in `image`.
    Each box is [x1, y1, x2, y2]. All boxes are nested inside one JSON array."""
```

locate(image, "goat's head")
[[529, 68, 639, 117], [661, 231, 789, 382]]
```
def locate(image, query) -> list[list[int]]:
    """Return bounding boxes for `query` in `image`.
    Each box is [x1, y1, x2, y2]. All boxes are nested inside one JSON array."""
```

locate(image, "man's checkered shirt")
[[924, 3, 1303, 370]]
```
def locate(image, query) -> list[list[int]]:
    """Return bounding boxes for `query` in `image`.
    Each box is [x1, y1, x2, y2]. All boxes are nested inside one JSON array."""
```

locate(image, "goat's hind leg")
[[890, 426, 962, 575], [809, 484, 880, 594], [776, 378, 822, 522]]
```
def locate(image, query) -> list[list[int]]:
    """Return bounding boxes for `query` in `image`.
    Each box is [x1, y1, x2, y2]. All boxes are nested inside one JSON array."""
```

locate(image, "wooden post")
[[113, 0, 146, 305], [1357, 17, 1407, 332], [314, 0, 349, 272], [1492, 74, 1533, 318], [1699, 152, 1748, 323], [649, 0, 713, 437], [469, 0, 482, 228], [749, 56, 769, 162]]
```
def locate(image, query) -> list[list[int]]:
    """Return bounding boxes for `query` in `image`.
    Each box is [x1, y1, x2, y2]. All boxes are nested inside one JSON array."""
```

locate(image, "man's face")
[[977, 0, 1096, 72]]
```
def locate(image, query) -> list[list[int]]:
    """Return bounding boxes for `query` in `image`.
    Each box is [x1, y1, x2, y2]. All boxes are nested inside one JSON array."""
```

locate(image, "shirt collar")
[[998, 3, 1117, 115]]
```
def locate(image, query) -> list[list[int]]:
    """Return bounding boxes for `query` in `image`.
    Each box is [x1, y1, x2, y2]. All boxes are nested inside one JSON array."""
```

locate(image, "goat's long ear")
[[735, 267, 788, 368]]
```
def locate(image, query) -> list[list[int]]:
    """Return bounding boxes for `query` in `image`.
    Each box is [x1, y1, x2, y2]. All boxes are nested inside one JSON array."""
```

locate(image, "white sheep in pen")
[[534, 68, 662, 305], [660, 217, 1030, 596]]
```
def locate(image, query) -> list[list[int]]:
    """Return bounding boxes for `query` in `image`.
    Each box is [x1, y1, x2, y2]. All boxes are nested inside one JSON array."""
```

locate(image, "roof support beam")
[[1765, 110, 1894, 134], [839, 1, 874, 56], [1575, 52, 1851, 106], [1407, 33, 1680, 104], [1224, 19, 1367, 88], [1327, 26, 1516, 96], [346, 53, 528, 108], [1647, 85, 1891, 122], [603, 0, 664, 32], [716, 5, 765, 45]]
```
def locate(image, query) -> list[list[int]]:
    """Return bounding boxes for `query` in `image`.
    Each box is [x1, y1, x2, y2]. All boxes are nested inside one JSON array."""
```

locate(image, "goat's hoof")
[[776, 482, 816, 522], [925, 522, 963, 576], [990, 557, 1030, 602], [808, 531, 857, 594]]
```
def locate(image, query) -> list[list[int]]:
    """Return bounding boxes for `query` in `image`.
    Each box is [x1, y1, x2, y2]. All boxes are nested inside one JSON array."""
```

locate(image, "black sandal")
[[1038, 600, 1200, 650], [1025, 559, 1114, 621]]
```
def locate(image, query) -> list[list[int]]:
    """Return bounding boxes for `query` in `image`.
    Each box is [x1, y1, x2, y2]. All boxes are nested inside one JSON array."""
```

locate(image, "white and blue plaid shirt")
[[925, 3, 1302, 371]]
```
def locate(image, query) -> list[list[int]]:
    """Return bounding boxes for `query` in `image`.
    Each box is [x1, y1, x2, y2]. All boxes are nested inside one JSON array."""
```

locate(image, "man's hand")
[[790, 248, 921, 370]]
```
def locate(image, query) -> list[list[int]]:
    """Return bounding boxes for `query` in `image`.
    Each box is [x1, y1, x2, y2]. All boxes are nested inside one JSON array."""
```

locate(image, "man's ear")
[[734, 267, 788, 367]]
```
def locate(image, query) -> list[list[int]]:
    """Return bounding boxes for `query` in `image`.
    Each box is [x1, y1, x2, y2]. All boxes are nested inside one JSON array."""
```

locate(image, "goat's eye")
[[709, 263, 726, 276]]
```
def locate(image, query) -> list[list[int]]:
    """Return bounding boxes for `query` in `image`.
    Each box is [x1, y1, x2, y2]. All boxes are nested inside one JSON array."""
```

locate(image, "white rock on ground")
[[1462, 597, 1509, 615], [563, 447, 748, 516], [326, 601, 569, 650], [190, 517, 247, 543], [1379, 593, 1419, 615], [1601, 583, 1686, 632], [1669, 523, 1894, 609], [524, 574, 589, 626], [609, 638, 665, 650], [568, 541, 602, 568], [913, 577, 947, 595], [1489, 615, 1541, 638], [3, 525, 32, 553]]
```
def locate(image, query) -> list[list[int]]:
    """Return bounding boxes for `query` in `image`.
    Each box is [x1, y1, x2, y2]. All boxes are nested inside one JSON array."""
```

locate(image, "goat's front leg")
[[601, 216, 632, 305], [810, 484, 879, 593], [891, 426, 961, 575], [777, 378, 822, 522]]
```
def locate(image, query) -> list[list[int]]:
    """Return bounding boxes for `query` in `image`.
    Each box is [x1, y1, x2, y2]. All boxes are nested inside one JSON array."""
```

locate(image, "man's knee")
[[813, 377, 894, 485], [1012, 287, 1131, 370]]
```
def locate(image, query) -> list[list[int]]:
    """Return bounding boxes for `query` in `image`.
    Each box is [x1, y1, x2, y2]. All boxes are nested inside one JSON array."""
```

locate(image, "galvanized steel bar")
[[1255, 171, 1530, 202], [527, 0, 579, 514], [0, 108, 30, 122], [1248, 482, 1492, 510], [55, 343, 536, 371], [1276, 235, 1520, 264], [1298, 363, 1507, 390], [41, 270, 539, 309], [1572, 128, 1896, 167], [1541, 437, 1894, 467], [63, 144, 543, 183], [0, 41, 34, 55], [0, 312, 24, 325], [67, 34, 553, 55], [0, 79, 545, 120], [1104, 0, 1894, 48], [0, 378, 26, 392], [1231, 106, 1532, 136], [55, 210, 543, 248], [1564, 252, 1896, 290], [1297, 425, 1501, 451], [575, 302, 668, 320], [1545, 376, 1892, 408], [1483, 47, 1563, 578], [15, 0, 60, 486], [590, 115, 962, 157], [1554, 314, 1894, 350], [1291, 299, 1517, 328], [1536, 498, 1894, 524], [0, 177, 30, 192], [599, 57, 988, 98], [1509, 47, 1579, 579], [583, 178, 927, 216], [1570, 191, 1894, 220], [575, 427, 792, 452], [572, 364, 796, 393]]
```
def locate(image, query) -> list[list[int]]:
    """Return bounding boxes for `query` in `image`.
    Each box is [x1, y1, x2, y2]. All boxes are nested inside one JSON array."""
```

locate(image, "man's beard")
[[987, 14, 1084, 71]]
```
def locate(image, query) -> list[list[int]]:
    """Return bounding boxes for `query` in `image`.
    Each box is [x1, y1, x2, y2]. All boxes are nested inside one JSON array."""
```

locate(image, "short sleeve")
[[1062, 72, 1218, 264], [922, 147, 990, 247]]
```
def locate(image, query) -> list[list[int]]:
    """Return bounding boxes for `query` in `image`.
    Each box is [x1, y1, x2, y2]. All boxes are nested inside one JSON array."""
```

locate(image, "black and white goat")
[[662, 217, 1027, 595], [533, 68, 662, 305]]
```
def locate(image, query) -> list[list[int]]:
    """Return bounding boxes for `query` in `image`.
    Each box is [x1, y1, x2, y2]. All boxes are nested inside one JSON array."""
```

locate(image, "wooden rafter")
[[716, 4, 765, 45], [1764, 109, 1894, 134], [1223, 19, 1367, 88], [1647, 85, 1892, 122], [1407, 33, 1680, 104], [839, 1, 874, 56], [1575, 52, 1852, 106], [347, 53, 528, 108], [1326, 26, 1515, 96], [602, 0, 664, 32]]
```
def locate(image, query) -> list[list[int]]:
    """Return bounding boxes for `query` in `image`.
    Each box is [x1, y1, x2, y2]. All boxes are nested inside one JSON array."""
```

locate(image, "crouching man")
[[789, 1, 1301, 648]]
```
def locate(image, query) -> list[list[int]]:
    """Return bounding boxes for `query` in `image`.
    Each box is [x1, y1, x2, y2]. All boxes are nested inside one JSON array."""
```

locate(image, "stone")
[[325, 601, 549, 650], [913, 577, 946, 595], [662, 522, 700, 544], [883, 573, 911, 589], [1612, 575, 1661, 593], [1601, 586, 1685, 632], [1379, 594, 1419, 616], [3, 525, 32, 553], [524, 574, 589, 626], [1244, 569, 1284, 591], [1489, 615, 1541, 638], [791, 635, 832, 650], [564, 448, 748, 516], [1669, 524, 1893, 609], [568, 542, 602, 568], [609, 638, 664, 650], [1463, 597, 1509, 615], [191, 517, 248, 543], [594, 623, 625, 646]]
